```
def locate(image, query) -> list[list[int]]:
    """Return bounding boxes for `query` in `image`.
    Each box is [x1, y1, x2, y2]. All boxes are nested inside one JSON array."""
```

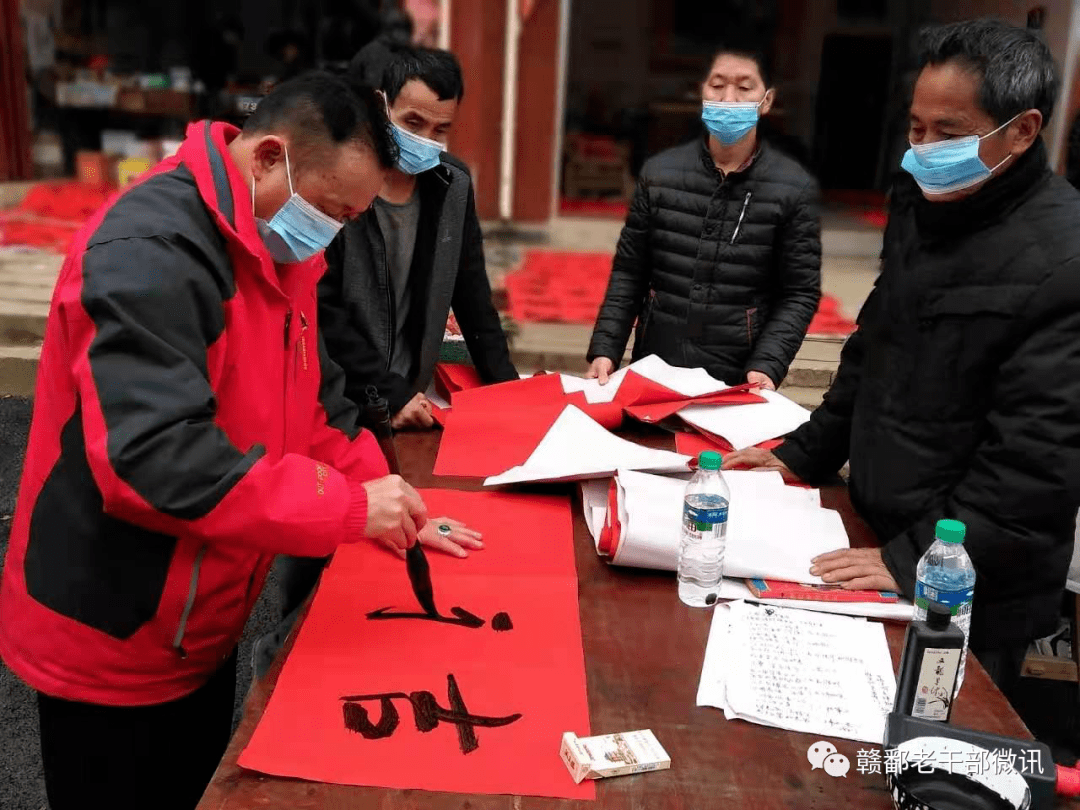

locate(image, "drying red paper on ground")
[[503, 249, 858, 336], [0, 181, 113, 252], [238, 489, 594, 800], [806, 294, 858, 336]]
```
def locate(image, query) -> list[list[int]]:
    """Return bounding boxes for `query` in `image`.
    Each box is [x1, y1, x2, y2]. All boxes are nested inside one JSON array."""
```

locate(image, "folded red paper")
[[434, 375, 625, 478], [674, 429, 783, 459], [434, 363, 484, 403], [238, 489, 594, 800], [613, 372, 766, 423], [597, 478, 621, 558], [450, 372, 564, 409]]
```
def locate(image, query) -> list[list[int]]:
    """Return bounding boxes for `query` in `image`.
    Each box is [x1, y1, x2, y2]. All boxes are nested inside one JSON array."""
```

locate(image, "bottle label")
[[684, 503, 728, 532], [911, 646, 961, 721], [914, 580, 973, 613]]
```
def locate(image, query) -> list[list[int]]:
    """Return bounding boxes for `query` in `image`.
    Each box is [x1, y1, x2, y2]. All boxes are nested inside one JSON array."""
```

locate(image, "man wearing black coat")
[[586, 46, 822, 390], [728, 19, 1080, 699], [319, 43, 518, 434]]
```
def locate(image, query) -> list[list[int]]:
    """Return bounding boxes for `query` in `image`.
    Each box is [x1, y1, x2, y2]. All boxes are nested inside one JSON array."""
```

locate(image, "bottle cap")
[[935, 518, 966, 545], [926, 601, 952, 630], [698, 451, 722, 471]]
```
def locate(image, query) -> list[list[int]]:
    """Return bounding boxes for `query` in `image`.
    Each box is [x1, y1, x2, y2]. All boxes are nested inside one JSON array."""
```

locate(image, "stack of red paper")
[[430, 363, 765, 479]]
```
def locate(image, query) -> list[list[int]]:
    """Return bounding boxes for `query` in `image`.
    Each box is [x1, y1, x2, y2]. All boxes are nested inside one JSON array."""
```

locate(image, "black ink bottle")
[[893, 601, 964, 722]]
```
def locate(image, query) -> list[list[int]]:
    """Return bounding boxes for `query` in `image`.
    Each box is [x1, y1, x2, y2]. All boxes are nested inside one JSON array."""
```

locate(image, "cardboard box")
[[560, 730, 670, 784]]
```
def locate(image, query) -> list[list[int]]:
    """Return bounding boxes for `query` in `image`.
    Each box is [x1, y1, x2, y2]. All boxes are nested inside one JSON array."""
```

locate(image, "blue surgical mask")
[[702, 97, 766, 145], [253, 145, 342, 263], [900, 113, 1020, 196], [391, 123, 445, 175]]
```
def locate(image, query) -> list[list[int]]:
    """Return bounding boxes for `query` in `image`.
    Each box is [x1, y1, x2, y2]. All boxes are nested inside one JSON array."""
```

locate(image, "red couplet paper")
[[674, 429, 783, 459], [434, 363, 484, 402], [614, 372, 766, 423], [433, 375, 624, 478], [238, 490, 594, 800], [450, 372, 564, 409]]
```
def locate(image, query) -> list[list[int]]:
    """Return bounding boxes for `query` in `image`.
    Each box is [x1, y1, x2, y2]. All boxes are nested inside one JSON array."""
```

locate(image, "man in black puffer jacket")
[[727, 19, 1080, 701], [586, 45, 821, 390]]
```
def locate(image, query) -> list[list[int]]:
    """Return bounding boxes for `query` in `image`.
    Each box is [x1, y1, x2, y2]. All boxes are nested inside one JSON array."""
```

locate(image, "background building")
[[3, 1, 1080, 223]]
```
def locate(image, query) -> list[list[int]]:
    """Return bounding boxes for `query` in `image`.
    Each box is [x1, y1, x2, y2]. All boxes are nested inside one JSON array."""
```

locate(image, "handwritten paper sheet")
[[697, 601, 896, 744], [239, 490, 594, 800]]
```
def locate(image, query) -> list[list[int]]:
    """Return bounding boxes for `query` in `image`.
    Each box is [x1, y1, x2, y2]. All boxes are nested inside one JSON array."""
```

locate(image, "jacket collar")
[[177, 120, 321, 295], [698, 135, 765, 181], [902, 137, 1051, 239]]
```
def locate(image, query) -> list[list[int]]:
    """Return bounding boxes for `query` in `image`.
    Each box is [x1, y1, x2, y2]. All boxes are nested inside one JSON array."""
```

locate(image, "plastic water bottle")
[[677, 451, 729, 607], [913, 519, 976, 693]]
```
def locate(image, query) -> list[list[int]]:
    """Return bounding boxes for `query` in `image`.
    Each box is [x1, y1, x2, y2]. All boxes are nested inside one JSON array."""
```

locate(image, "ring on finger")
[[437, 523, 452, 537]]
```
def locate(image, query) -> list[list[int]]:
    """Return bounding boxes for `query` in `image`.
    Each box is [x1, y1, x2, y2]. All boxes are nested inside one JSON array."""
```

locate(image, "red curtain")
[[0, 0, 33, 181]]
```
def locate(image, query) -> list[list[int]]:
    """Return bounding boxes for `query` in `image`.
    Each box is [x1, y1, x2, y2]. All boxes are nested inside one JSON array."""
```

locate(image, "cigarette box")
[[560, 730, 671, 784]]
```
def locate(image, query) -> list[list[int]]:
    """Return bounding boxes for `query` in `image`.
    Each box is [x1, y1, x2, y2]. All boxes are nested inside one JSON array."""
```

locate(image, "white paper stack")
[[599, 469, 848, 584], [696, 601, 897, 744], [484, 406, 691, 486], [679, 389, 812, 450]]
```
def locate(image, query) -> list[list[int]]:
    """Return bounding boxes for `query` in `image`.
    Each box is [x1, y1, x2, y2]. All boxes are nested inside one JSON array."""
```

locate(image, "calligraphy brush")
[[405, 542, 438, 616], [362, 385, 439, 618]]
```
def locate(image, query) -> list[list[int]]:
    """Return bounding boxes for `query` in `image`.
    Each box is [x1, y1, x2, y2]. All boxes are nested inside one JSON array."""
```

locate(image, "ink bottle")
[[893, 601, 965, 722]]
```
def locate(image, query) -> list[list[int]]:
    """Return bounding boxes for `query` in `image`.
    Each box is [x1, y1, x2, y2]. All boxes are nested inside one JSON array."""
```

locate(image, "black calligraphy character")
[[342, 696, 400, 739], [366, 605, 486, 628], [341, 673, 522, 754], [491, 612, 513, 631]]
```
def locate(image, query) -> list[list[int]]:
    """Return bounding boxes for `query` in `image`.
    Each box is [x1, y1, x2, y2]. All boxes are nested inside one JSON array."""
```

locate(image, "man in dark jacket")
[[0, 74, 430, 809], [319, 42, 518, 432], [586, 46, 821, 389], [727, 19, 1080, 699]]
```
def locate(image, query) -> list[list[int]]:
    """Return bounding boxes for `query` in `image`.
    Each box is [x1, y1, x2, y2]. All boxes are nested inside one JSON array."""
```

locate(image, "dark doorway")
[[813, 32, 892, 190]]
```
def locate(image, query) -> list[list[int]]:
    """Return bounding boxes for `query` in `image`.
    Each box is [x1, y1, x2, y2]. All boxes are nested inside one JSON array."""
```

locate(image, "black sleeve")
[[81, 235, 262, 520], [452, 185, 519, 384], [880, 268, 1080, 599], [587, 176, 652, 365], [772, 283, 877, 484], [317, 234, 414, 415], [744, 179, 823, 385]]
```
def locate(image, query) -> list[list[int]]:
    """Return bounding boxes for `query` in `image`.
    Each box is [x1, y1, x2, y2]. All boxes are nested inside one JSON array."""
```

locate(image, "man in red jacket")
[[0, 73, 431, 809]]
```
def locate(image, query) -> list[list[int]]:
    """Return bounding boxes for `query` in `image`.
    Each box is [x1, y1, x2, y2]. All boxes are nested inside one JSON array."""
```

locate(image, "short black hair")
[[244, 71, 397, 169], [706, 44, 773, 88], [917, 18, 1059, 128], [349, 41, 465, 104]]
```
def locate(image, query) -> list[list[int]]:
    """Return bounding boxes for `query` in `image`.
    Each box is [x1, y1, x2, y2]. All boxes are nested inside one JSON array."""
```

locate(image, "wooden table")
[[198, 430, 1033, 810]]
